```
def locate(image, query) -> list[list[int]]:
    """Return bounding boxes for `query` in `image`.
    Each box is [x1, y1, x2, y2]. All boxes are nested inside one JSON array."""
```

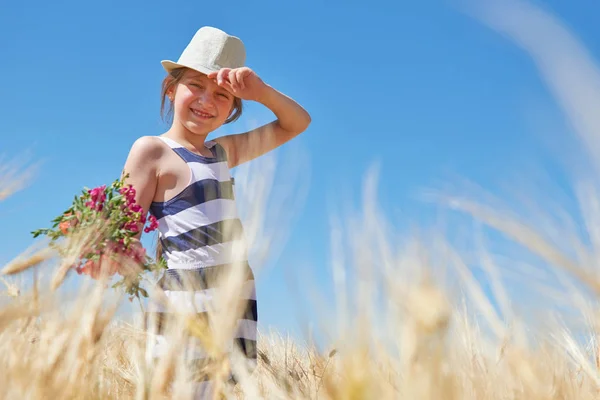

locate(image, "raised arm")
[[209, 67, 311, 168]]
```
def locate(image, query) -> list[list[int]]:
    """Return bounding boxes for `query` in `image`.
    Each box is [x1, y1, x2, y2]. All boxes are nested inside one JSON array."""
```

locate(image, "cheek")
[[173, 93, 194, 112], [217, 100, 234, 118]]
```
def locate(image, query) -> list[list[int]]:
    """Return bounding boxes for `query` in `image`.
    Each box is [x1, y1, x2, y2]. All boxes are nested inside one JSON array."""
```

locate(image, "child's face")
[[171, 70, 235, 136]]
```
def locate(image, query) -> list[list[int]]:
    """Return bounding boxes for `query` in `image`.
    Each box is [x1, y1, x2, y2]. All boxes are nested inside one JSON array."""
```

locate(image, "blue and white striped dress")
[[144, 136, 258, 395]]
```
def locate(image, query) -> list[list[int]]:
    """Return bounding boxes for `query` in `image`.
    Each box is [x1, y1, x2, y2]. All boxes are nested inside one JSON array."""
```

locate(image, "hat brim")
[[161, 60, 218, 76]]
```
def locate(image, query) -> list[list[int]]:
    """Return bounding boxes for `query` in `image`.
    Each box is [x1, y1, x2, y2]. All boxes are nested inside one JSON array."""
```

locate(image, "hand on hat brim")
[[207, 67, 265, 102]]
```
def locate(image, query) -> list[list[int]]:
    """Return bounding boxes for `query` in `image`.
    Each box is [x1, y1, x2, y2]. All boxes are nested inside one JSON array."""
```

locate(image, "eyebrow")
[[188, 75, 222, 87], [187, 75, 206, 83], [186, 76, 230, 95]]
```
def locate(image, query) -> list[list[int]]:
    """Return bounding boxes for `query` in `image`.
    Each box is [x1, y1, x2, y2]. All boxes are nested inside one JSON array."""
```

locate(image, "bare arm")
[[209, 68, 311, 168], [121, 136, 164, 239]]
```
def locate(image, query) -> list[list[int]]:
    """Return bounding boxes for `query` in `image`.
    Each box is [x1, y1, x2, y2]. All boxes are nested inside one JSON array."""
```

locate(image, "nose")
[[196, 91, 214, 108]]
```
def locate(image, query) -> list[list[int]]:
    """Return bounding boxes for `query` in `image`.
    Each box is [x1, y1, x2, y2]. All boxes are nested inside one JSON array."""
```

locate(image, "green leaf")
[[31, 228, 52, 238]]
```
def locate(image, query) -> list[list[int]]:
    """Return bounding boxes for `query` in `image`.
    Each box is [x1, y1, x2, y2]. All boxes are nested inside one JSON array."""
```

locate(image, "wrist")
[[253, 83, 277, 104]]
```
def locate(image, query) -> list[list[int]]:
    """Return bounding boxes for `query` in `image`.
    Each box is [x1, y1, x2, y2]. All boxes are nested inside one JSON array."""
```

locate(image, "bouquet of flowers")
[[32, 174, 165, 301]]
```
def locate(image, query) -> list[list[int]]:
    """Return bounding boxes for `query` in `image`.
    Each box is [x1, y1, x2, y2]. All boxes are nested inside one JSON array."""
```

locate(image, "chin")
[[188, 126, 212, 136], [175, 121, 203, 135]]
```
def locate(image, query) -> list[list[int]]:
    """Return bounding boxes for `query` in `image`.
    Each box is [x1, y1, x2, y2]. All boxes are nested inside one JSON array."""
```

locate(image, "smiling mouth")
[[190, 108, 215, 119]]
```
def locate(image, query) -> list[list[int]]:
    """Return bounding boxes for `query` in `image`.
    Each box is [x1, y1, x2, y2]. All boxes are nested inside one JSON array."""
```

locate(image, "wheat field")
[[3, 0, 600, 399]]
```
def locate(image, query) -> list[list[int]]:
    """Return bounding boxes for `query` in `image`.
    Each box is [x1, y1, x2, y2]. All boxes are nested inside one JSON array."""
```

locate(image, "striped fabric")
[[144, 136, 257, 395]]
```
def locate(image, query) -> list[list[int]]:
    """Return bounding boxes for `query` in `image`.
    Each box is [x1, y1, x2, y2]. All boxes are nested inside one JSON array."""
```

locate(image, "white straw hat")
[[161, 26, 246, 75]]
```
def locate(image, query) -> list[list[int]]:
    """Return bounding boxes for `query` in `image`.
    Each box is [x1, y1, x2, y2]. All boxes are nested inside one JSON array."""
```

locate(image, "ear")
[[166, 86, 175, 102], [165, 75, 178, 101]]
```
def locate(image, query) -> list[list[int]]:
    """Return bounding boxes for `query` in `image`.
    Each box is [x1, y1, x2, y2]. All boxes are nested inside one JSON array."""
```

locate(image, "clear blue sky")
[[1, 0, 600, 339]]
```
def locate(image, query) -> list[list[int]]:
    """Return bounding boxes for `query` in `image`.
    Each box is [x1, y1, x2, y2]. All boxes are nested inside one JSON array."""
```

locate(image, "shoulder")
[[128, 136, 167, 160], [130, 136, 166, 155], [124, 136, 168, 174]]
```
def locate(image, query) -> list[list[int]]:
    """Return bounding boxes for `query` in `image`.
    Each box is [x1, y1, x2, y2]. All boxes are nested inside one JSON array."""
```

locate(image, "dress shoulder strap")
[[157, 136, 181, 149], [205, 140, 229, 163], [158, 136, 223, 164]]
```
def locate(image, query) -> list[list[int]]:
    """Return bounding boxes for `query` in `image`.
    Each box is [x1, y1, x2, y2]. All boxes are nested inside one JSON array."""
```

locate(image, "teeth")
[[192, 109, 212, 118]]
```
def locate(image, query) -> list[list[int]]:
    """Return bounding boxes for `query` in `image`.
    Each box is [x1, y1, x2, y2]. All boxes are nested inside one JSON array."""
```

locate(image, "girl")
[[121, 26, 311, 396]]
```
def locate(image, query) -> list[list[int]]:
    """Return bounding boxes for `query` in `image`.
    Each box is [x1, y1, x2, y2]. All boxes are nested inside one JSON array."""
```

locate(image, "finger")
[[217, 76, 236, 94], [221, 80, 236, 95], [216, 68, 231, 86], [235, 69, 246, 90], [206, 71, 218, 79], [228, 69, 239, 92]]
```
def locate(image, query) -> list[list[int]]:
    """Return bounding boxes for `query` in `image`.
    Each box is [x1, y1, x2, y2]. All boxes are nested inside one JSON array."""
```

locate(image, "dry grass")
[[5, 165, 600, 400], [3, 0, 600, 398]]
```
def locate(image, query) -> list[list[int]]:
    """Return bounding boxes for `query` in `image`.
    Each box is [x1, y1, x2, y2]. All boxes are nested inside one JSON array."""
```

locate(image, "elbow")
[[279, 109, 312, 138], [303, 111, 312, 130], [295, 110, 312, 134]]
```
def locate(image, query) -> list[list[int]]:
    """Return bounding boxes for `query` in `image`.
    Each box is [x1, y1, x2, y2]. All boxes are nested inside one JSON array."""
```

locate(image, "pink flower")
[[36, 174, 167, 297], [84, 186, 107, 212], [76, 259, 101, 279], [124, 221, 139, 233], [106, 241, 121, 253], [126, 243, 146, 264], [144, 215, 159, 233], [120, 185, 136, 204], [89, 186, 107, 204], [126, 187, 136, 199]]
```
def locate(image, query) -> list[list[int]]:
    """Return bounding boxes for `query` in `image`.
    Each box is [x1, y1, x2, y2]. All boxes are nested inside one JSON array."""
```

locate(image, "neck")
[[164, 120, 209, 151]]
